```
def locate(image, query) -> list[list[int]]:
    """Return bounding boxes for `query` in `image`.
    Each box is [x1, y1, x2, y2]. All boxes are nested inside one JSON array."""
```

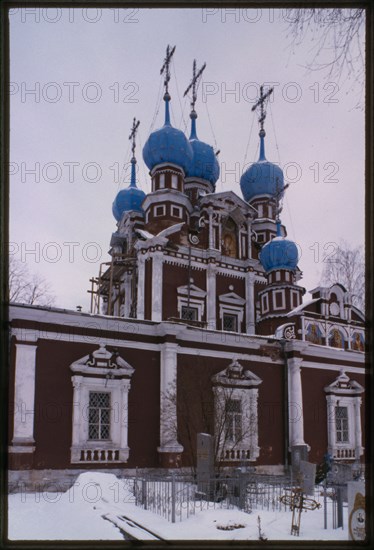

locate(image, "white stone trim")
[[326, 394, 364, 460], [151, 252, 164, 322], [12, 343, 38, 449], [70, 376, 132, 463], [273, 289, 286, 310], [158, 342, 183, 454], [136, 255, 146, 320], [261, 293, 269, 314], [245, 272, 256, 334], [206, 264, 217, 330], [213, 381, 260, 462], [154, 204, 166, 217], [288, 358, 309, 450]]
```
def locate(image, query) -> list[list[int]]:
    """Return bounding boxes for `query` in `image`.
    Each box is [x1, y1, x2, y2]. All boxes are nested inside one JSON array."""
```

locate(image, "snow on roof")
[[287, 298, 319, 317]]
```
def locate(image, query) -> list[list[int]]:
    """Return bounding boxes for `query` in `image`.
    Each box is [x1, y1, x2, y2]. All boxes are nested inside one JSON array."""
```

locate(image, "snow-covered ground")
[[8, 472, 349, 541]]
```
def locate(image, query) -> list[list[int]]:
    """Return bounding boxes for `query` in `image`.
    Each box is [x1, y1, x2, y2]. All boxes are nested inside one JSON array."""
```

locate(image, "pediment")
[[200, 190, 257, 216], [324, 369, 364, 395], [70, 344, 134, 377], [177, 284, 206, 298], [212, 359, 262, 388], [219, 292, 246, 306]]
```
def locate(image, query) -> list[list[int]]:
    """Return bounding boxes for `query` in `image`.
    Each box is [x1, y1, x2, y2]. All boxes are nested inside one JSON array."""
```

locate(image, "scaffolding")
[[88, 252, 137, 316]]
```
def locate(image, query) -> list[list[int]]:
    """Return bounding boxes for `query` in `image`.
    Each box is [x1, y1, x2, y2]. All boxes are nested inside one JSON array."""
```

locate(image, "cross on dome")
[[251, 85, 274, 137], [128, 117, 140, 188], [183, 58, 206, 114], [160, 44, 176, 97], [129, 117, 140, 159]]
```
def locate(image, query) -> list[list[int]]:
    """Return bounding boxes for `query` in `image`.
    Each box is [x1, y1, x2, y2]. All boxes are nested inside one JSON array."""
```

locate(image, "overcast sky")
[[9, 7, 365, 311]]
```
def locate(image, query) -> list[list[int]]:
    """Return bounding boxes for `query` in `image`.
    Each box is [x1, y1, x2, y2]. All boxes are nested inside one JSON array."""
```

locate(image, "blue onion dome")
[[186, 110, 220, 187], [142, 92, 193, 174], [260, 221, 299, 272], [112, 157, 146, 221], [240, 129, 284, 202]]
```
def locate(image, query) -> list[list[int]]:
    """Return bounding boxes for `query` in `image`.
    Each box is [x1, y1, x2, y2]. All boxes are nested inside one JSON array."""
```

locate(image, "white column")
[[208, 210, 214, 249], [11, 341, 38, 452], [245, 271, 256, 334], [326, 394, 337, 456], [354, 396, 363, 457], [136, 254, 145, 320], [158, 342, 183, 453], [123, 271, 132, 318], [151, 251, 164, 322], [247, 220, 252, 259], [71, 376, 83, 462], [249, 389, 260, 460], [288, 357, 307, 448], [206, 263, 217, 330], [119, 379, 131, 461]]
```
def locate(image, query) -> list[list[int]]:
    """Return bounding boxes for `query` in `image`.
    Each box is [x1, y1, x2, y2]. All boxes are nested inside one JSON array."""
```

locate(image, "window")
[[261, 294, 269, 314], [275, 271, 281, 282], [257, 232, 265, 243], [181, 306, 198, 321], [226, 399, 242, 442], [171, 174, 178, 189], [155, 205, 165, 217], [335, 406, 349, 443], [325, 371, 364, 461], [70, 345, 134, 463], [257, 204, 263, 217], [88, 392, 111, 440], [159, 174, 165, 188], [223, 313, 238, 332], [212, 360, 262, 462], [273, 289, 285, 310], [172, 206, 182, 218], [291, 290, 299, 309]]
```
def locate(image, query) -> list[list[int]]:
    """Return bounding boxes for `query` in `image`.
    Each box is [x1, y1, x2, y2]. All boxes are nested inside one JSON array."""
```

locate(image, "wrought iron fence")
[[133, 473, 296, 523]]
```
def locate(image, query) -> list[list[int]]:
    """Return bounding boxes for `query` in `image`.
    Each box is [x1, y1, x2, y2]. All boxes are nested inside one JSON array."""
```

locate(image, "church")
[[8, 47, 365, 488]]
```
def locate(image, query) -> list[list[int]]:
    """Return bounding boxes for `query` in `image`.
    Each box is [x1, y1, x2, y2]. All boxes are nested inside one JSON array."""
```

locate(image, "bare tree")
[[9, 256, 55, 306], [320, 241, 364, 312], [286, 8, 365, 100], [162, 378, 258, 474]]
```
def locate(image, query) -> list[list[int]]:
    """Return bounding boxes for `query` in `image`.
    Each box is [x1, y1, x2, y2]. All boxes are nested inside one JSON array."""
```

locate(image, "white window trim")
[[273, 289, 286, 310], [154, 204, 166, 217], [71, 375, 131, 463], [325, 371, 364, 461], [219, 304, 244, 331], [177, 284, 206, 321], [171, 205, 182, 218], [326, 394, 363, 461], [171, 174, 178, 189], [291, 290, 299, 309], [70, 345, 134, 464], [212, 360, 262, 462], [159, 173, 165, 188], [285, 271, 290, 282], [275, 271, 281, 282], [261, 293, 269, 314], [177, 296, 205, 321]]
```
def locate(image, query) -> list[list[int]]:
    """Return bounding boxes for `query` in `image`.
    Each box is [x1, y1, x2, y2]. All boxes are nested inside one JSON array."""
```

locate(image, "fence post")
[[171, 473, 176, 523], [324, 478, 327, 529]]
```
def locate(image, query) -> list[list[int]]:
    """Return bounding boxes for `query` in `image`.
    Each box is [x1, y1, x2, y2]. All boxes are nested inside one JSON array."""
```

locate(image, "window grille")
[[336, 406, 349, 443], [225, 399, 242, 442], [223, 313, 238, 332], [88, 392, 111, 440], [181, 306, 198, 321]]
